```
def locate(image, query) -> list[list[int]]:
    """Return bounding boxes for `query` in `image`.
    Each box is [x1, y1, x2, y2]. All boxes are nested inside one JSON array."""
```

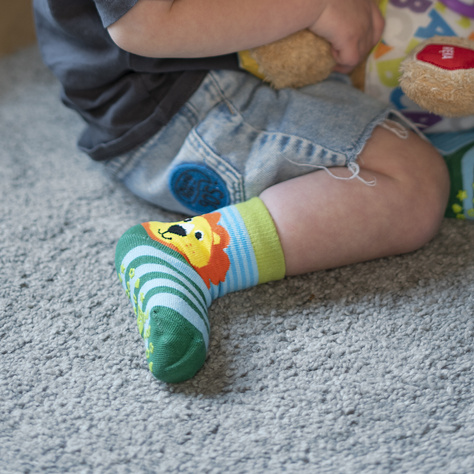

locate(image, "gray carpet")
[[1, 47, 474, 474]]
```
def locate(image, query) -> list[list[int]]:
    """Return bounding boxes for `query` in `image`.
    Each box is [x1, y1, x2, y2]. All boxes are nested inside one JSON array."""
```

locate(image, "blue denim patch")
[[169, 163, 230, 213]]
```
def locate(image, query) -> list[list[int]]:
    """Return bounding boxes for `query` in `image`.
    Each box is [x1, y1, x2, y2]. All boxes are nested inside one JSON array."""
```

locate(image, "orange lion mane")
[[195, 212, 230, 288]]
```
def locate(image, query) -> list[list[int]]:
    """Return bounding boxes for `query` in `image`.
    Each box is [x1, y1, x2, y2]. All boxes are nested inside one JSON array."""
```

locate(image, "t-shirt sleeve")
[[94, 0, 140, 28]]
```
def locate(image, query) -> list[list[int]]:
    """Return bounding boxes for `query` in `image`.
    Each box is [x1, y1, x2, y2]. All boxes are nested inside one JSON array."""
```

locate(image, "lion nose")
[[167, 224, 188, 236]]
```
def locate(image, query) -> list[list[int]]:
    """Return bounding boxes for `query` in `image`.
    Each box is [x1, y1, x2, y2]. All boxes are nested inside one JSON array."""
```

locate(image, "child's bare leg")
[[260, 126, 450, 275], [115, 125, 449, 383]]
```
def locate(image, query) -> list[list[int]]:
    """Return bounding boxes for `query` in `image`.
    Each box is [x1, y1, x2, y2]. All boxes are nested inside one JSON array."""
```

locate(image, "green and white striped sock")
[[115, 197, 286, 383]]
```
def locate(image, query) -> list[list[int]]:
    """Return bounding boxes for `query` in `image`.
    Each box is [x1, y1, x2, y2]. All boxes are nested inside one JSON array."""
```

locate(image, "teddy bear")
[[238, 0, 474, 220], [241, 1, 474, 120]]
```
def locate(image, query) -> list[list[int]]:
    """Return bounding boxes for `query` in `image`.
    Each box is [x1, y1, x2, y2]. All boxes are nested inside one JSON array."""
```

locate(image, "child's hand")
[[309, 0, 384, 73]]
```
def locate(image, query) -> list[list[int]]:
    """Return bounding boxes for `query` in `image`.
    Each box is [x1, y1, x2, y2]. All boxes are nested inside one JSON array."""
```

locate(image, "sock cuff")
[[235, 197, 286, 284]]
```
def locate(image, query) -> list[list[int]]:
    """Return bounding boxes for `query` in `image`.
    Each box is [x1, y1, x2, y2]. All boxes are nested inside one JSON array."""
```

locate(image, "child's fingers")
[[335, 8, 384, 69], [313, 0, 385, 72]]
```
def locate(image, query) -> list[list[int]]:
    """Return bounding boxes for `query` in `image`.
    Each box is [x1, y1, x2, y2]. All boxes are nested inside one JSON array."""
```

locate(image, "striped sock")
[[115, 197, 286, 383]]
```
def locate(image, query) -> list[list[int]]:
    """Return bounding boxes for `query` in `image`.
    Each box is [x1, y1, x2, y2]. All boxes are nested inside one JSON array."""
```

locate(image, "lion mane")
[[193, 212, 230, 288]]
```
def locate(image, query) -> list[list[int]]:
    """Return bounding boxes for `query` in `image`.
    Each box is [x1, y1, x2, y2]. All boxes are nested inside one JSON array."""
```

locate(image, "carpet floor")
[[1, 47, 474, 473]]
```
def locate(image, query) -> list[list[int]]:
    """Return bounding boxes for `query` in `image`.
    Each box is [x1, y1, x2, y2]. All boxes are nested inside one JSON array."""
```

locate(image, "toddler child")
[[34, 0, 449, 382]]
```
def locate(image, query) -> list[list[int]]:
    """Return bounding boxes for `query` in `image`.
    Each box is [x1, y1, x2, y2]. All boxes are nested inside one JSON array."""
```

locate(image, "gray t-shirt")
[[33, 0, 239, 160]]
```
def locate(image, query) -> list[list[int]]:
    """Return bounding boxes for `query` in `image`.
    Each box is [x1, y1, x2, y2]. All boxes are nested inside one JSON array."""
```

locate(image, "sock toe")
[[147, 308, 207, 383]]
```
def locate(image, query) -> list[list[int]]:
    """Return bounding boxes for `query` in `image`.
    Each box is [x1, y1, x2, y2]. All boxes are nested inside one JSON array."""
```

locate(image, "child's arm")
[[107, 0, 384, 71]]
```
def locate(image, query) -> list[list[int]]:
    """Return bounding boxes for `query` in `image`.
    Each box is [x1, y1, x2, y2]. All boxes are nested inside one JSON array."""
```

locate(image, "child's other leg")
[[260, 125, 450, 275]]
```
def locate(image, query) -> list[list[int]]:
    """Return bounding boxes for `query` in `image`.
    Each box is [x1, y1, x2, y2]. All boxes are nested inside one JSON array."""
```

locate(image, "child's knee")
[[393, 132, 449, 248], [405, 137, 449, 247], [362, 126, 450, 250]]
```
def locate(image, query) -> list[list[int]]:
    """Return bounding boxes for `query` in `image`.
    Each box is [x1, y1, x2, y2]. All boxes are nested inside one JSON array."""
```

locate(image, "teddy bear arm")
[[250, 30, 335, 89]]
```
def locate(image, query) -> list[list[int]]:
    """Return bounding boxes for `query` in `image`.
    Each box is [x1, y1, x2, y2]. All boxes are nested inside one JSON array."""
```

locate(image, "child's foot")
[[115, 198, 285, 383]]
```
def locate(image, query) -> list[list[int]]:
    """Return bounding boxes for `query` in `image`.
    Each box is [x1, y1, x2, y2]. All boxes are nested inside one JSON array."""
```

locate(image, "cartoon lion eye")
[[194, 231, 203, 241], [184, 218, 192, 222]]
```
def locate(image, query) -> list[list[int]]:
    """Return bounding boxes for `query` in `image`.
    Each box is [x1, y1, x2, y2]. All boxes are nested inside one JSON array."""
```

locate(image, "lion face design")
[[142, 212, 230, 288]]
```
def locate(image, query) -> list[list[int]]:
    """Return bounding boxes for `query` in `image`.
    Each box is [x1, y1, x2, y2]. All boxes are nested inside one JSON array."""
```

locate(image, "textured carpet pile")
[[1, 48, 474, 473]]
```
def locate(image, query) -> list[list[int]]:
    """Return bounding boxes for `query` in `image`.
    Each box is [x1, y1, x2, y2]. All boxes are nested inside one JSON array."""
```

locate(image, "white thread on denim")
[[285, 158, 377, 187], [386, 110, 428, 141], [381, 120, 409, 140]]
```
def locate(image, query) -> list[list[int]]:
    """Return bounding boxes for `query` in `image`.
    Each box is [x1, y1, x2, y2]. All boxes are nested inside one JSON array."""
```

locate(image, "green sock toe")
[[147, 308, 207, 383]]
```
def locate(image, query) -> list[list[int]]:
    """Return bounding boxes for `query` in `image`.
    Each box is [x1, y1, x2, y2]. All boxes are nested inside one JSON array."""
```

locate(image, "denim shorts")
[[106, 69, 395, 215]]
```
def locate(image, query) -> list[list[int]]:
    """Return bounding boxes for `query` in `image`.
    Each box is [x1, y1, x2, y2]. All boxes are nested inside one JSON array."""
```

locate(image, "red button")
[[416, 43, 474, 71]]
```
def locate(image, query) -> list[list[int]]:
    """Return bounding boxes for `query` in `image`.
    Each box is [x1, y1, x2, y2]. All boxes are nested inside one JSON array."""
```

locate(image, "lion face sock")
[[115, 197, 286, 383]]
